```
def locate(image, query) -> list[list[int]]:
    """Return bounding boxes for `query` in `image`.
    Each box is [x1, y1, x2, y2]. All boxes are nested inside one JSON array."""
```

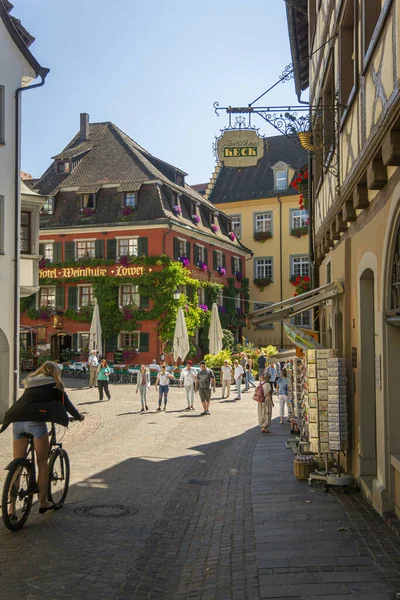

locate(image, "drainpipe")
[[277, 195, 283, 349], [160, 221, 173, 359], [13, 70, 49, 404]]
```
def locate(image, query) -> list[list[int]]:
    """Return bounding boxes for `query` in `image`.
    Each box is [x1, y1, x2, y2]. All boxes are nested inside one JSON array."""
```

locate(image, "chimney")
[[80, 113, 89, 140]]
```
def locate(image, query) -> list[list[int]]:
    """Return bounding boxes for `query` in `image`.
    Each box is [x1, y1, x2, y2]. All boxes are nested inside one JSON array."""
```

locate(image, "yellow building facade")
[[207, 135, 309, 347], [287, 0, 400, 515]]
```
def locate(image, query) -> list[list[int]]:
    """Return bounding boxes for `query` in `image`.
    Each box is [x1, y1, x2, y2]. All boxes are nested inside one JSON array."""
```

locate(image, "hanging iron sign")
[[216, 129, 265, 167]]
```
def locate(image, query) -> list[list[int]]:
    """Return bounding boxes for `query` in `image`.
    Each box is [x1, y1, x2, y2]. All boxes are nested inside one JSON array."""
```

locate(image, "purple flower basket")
[[81, 207, 95, 218], [229, 231, 236, 241], [218, 305, 227, 314], [211, 224, 219, 233], [217, 267, 226, 276], [178, 256, 189, 266], [199, 304, 208, 312], [198, 262, 208, 271], [118, 255, 131, 266], [235, 271, 243, 281], [192, 214, 200, 224], [173, 205, 182, 216], [121, 205, 134, 217]]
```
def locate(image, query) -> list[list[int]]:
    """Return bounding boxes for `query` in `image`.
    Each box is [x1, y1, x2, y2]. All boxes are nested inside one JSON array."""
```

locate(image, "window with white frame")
[[78, 332, 90, 350], [20, 211, 31, 254], [178, 238, 186, 257], [215, 251, 223, 269], [76, 240, 95, 258], [216, 289, 223, 305], [255, 258, 273, 280], [233, 257, 241, 273], [125, 192, 136, 207], [292, 209, 308, 230], [120, 285, 139, 307], [118, 238, 138, 257], [235, 293, 241, 309], [81, 193, 96, 209], [198, 287, 206, 305], [254, 302, 274, 329], [39, 287, 56, 308], [275, 170, 288, 190], [231, 215, 242, 239], [57, 161, 70, 174], [197, 244, 205, 263], [255, 212, 272, 233], [292, 310, 311, 329], [43, 243, 53, 262], [79, 286, 93, 307], [291, 256, 310, 278], [41, 196, 53, 216], [119, 331, 140, 349]]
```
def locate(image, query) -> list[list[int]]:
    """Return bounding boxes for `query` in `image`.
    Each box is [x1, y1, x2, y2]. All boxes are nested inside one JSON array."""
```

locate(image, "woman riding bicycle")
[[0, 361, 84, 513]]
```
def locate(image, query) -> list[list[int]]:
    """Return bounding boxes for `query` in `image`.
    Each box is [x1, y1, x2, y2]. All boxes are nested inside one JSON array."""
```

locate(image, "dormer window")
[[276, 170, 288, 190], [81, 193, 96, 209], [176, 174, 184, 187], [56, 160, 70, 174], [41, 196, 54, 216], [125, 192, 136, 208], [210, 212, 215, 225]]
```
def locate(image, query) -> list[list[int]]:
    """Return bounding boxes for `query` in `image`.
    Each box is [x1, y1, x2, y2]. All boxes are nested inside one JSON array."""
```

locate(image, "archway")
[[0, 329, 10, 421], [359, 268, 377, 480]]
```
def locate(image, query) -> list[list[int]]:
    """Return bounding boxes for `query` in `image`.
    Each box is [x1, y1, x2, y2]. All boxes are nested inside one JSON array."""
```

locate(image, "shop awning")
[[248, 280, 344, 327]]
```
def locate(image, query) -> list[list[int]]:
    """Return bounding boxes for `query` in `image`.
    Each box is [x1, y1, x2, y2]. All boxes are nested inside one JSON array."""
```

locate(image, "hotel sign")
[[39, 265, 150, 279], [216, 129, 265, 167]]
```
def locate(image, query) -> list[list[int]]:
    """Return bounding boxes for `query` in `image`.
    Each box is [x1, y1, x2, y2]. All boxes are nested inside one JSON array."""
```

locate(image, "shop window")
[[56, 161, 70, 174], [291, 256, 310, 278], [231, 215, 242, 239], [81, 193, 96, 209], [118, 238, 138, 257], [40, 287, 56, 308], [291, 209, 309, 230], [362, 0, 382, 58], [78, 332, 90, 351], [20, 211, 31, 254], [275, 170, 288, 191], [255, 258, 273, 280], [125, 192, 136, 208], [292, 310, 311, 329], [254, 302, 274, 329], [41, 196, 53, 216], [76, 240, 95, 258], [254, 212, 273, 233], [120, 285, 139, 307], [119, 331, 140, 349], [79, 286, 93, 307], [339, 0, 356, 111]]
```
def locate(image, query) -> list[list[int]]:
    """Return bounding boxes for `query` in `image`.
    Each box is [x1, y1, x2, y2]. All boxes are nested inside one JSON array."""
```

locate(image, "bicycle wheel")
[[47, 449, 70, 508], [1, 458, 34, 532]]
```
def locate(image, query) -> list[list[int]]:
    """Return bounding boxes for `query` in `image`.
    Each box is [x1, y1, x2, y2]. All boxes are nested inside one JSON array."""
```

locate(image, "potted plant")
[[217, 267, 226, 276], [192, 214, 200, 224], [211, 224, 219, 233], [198, 261, 208, 272], [228, 231, 236, 242], [173, 205, 182, 216], [253, 230, 273, 242], [291, 275, 311, 295], [81, 207, 95, 218], [178, 256, 189, 267]]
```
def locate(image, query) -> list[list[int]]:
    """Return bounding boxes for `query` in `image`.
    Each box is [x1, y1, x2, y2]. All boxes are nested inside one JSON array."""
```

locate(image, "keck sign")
[[216, 129, 265, 168]]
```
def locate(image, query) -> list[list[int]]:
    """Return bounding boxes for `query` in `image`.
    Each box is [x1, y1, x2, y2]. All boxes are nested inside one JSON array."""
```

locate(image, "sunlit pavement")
[[1, 382, 400, 599]]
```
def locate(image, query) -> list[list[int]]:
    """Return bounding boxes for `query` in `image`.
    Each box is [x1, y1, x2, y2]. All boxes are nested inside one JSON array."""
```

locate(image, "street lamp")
[[173, 289, 181, 300]]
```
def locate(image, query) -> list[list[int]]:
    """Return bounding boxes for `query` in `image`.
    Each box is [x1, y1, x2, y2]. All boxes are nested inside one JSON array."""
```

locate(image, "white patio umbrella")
[[173, 307, 190, 362], [89, 303, 102, 356], [208, 303, 223, 355]]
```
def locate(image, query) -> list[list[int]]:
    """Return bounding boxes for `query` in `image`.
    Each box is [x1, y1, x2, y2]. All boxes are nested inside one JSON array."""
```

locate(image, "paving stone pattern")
[[0, 381, 399, 599]]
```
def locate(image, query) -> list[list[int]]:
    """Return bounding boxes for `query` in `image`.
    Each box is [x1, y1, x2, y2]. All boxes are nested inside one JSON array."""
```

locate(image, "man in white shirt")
[[180, 360, 197, 410], [220, 360, 232, 399], [150, 359, 160, 372], [233, 360, 244, 401], [88, 350, 99, 388]]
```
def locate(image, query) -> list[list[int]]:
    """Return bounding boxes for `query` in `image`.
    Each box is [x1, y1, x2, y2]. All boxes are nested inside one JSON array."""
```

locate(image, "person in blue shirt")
[[258, 352, 267, 378], [277, 368, 289, 424]]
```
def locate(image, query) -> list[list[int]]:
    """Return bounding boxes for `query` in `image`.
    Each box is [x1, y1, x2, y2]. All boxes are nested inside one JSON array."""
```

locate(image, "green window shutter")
[[28, 293, 37, 309], [213, 250, 217, 270], [39, 243, 45, 257], [186, 241, 191, 261], [139, 332, 150, 352], [204, 248, 208, 268], [138, 237, 148, 256], [72, 333, 78, 350], [173, 237, 180, 260], [65, 241, 75, 261], [55, 287, 65, 310], [239, 258, 243, 273], [140, 295, 150, 309], [231, 257, 235, 274], [107, 239, 117, 260], [95, 239, 104, 258], [53, 241, 62, 263], [68, 286, 78, 310], [205, 288, 211, 308], [107, 335, 118, 352], [193, 244, 199, 265], [222, 253, 226, 269]]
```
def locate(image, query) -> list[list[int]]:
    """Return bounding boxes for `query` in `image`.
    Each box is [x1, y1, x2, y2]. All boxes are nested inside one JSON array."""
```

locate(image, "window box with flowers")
[[198, 261, 208, 272], [211, 224, 219, 233], [228, 231, 236, 242], [253, 230, 273, 242], [217, 267, 226, 276], [178, 256, 189, 267], [290, 170, 309, 210], [81, 207, 95, 219], [254, 277, 273, 291], [192, 214, 200, 224], [121, 205, 136, 221], [290, 226, 309, 238], [290, 275, 311, 295], [173, 205, 182, 217]]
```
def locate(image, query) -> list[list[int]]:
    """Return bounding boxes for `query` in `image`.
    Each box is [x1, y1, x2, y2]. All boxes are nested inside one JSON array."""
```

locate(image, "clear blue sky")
[[17, 0, 301, 184]]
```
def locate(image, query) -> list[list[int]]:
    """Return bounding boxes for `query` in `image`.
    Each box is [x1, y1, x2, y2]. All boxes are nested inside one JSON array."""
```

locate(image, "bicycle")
[[1, 417, 78, 532]]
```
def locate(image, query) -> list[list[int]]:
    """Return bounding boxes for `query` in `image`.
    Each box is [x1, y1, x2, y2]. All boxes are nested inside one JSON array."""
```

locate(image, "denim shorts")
[[12, 421, 48, 440]]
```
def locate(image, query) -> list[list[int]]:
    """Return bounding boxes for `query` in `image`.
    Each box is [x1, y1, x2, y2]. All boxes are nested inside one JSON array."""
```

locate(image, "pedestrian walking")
[[240, 352, 247, 371], [180, 360, 196, 410], [195, 361, 216, 415], [155, 364, 174, 411], [136, 364, 150, 412], [97, 359, 111, 401], [88, 349, 99, 388], [220, 360, 232, 398], [233, 360, 244, 400], [150, 359, 160, 372], [257, 373, 274, 433], [267, 362, 277, 394], [258, 351, 267, 379], [277, 368, 289, 424], [244, 363, 256, 391]]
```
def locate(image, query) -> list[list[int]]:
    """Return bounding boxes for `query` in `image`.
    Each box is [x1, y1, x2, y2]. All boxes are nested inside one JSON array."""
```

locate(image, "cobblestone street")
[[0, 381, 400, 599]]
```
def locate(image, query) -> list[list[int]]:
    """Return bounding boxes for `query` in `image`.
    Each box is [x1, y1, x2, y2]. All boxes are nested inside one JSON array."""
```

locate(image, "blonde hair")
[[23, 361, 64, 390], [140, 364, 148, 372]]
